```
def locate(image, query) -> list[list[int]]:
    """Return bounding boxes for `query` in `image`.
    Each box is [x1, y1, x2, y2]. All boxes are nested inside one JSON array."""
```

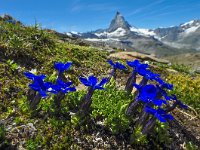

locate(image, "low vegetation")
[[0, 19, 200, 149]]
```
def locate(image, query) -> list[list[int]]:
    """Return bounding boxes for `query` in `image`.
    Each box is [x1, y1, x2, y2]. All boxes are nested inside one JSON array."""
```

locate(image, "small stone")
[[195, 67, 200, 74]]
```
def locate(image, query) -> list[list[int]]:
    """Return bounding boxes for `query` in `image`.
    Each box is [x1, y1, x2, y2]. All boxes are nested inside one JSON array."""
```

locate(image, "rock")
[[27, 123, 37, 131], [109, 52, 170, 64], [195, 67, 200, 74], [166, 68, 178, 73]]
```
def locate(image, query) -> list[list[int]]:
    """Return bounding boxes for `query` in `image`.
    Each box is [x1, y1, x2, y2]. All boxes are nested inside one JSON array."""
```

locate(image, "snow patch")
[[130, 27, 156, 36], [85, 38, 120, 42], [107, 28, 126, 37], [85, 38, 109, 42], [184, 25, 200, 35], [95, 28, 126, 38], [66, 32, 72, 36], [181, 20, 195, 27]]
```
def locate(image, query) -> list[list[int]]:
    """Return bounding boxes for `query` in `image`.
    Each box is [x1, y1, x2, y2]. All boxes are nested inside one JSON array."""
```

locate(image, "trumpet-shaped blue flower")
[[53, 79, 76, 94], [145, 106, 174, 122], [107, 60, 127, 70], [79, 75, 108, 90], [127, 60, 149, 73], [54, 62, 72, 74], [24, 72, 56, 98], [134, 84, 167, 107]]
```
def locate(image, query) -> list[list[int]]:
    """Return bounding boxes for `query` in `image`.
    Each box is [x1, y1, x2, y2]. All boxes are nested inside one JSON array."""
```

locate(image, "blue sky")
[[1, 0, 200, 32]]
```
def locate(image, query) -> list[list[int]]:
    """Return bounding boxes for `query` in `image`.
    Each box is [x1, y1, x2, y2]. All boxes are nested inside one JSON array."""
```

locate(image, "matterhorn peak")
[[108, 11, 131, 32]]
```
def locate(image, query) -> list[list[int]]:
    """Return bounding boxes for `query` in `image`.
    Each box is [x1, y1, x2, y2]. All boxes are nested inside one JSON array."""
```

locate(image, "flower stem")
[[142, 117, 156, 135], [125, 71, 137, 94]]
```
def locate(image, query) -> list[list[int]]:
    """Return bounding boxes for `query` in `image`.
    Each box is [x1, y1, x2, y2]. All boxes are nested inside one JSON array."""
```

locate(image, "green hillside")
[[0, 19, 200, 149]]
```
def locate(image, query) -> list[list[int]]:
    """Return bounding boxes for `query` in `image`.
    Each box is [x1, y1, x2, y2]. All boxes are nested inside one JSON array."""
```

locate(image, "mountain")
[[67, 12, 198, 57], [154, 20, 200, 50], [108, 11, 131, 32]]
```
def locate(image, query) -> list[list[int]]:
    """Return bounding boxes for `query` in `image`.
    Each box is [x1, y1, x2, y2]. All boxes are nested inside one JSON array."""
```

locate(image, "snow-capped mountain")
[[154, 20, 200, 50], [67, 12, 198, 56]]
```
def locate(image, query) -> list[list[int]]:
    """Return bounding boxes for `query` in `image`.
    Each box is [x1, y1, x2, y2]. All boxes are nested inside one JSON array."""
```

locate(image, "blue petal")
[[51, 85, 61, 92], [137, 67, 149, 76], [126, 60, 140, 68], [79, 77, 91, 86], [54, 62, 64, 70], [39, 90, 48, 98], [29, 83, 40, 91], [65, 82, 73, 87], [163, 83, 173, 90], [152, 99, 166, 106], [107, 60, 115, 67], [116, 62, 127, 70], [67, 87, 76, 92], [157, 108, 167, 114], [44, 82, 53, 88], [64, 62, 72, 70], [88, 76, 98, 87], [132, 83, 141, 90], [47, 88, 58, 94], [39, 74, 46, 80], [94, 86, 104, 90], [24, 72, 36, 80], [56, 79, 65, 86], [140, 84, 157, 99], [145, 106, 156, 114], [156, 114, 167, 122]]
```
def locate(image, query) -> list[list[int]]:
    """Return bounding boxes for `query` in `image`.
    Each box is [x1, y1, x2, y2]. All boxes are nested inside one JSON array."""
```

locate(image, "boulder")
[[109, 52, 170, 64]]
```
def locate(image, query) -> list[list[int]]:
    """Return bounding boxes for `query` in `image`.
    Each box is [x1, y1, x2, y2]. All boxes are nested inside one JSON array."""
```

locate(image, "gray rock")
[[195, 67, 200, 74]]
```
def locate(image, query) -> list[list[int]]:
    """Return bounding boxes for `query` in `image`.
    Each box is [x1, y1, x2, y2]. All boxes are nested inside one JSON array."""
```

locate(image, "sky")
[[0, 0, 200, 33]]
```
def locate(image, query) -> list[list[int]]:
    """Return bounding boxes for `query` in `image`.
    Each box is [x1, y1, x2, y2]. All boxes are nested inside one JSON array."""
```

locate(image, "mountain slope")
[[68, 12, 197, 57]]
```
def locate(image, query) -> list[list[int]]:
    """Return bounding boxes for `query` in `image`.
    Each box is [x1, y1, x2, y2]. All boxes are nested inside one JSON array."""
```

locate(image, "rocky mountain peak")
[[108, 11, 131, 32]]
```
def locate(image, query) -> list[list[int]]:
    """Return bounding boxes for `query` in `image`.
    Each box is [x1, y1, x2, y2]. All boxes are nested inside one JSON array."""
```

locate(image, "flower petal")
[[39, 90, 48, 98], [64, 62, 72, 70], [24, 72, 36, 80], [88, 76, 98, 87], [94, 86, 104, 90], [116, 62, 127, 70], [107, 60, 115, 67], [152, 99, 166, 106], [79, 77, 91, 86]]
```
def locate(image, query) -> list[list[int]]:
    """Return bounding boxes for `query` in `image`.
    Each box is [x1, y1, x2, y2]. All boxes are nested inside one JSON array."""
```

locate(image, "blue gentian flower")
[[125, 59, 147, 93], [24, 72, 56, 98], [107, 60, 127, 70], [145, 106, 174, 122], [29, 78, 52, 98], [127, 60, 149, 73], [54, 62, 72, 75], [134, 84, 167, 107], [79, 75, 108, 90], [54, 79, 76, 94]]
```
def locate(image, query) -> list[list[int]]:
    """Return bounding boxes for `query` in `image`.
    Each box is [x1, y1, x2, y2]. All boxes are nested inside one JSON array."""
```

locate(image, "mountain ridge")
[[67, 12, 199, 55]]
